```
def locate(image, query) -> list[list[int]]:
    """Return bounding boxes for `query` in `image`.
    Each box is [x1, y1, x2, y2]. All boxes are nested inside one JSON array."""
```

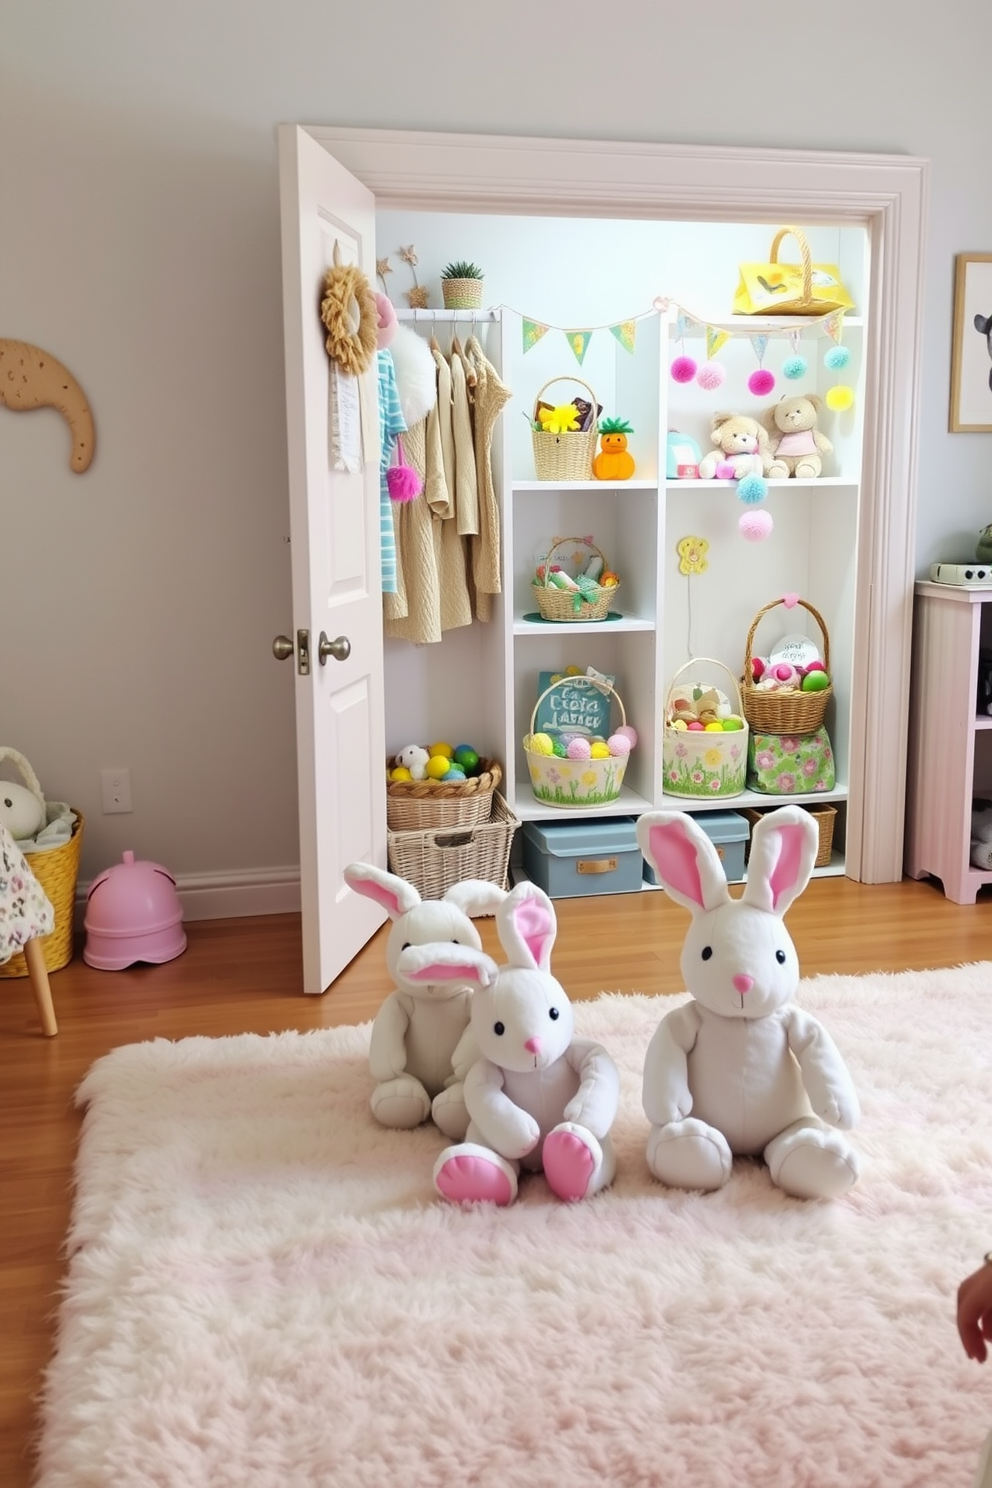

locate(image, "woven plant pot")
[[0, 809, 84, 977], [531, 376, 599, 481], [742, 597, 833, 735], [385, 757, 502, 831], [441, 278, 483, 309], [532, 536, 618, 623]]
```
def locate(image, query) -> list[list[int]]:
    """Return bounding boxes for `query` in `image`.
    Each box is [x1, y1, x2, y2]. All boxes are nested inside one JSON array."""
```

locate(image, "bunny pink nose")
[[525, 1036, 542, 1055], [733, 974, 754, 994]]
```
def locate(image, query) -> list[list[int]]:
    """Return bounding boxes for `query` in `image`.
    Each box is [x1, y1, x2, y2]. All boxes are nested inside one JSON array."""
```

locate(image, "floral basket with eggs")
[[523, 677, 635, 808], [532, 536, 620, 623], [386, 744, 502, 831], [530, 376, 601, 481], [662, 659, 748, 799]]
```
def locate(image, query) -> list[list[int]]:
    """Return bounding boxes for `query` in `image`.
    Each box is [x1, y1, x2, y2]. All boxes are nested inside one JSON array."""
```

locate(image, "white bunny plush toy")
[[344, 864, 507, 1139], [636, 807, 860, 1200], [397, 882, 620, 1207]]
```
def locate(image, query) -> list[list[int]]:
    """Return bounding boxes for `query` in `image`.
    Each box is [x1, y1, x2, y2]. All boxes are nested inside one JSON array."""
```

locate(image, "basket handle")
[[532, 376, 599, 427], [536, 535, 608, 590], [742, 597, 831, 680], [528, 674, 626, 735], [664, 658, 744, 719], [769, 226, 812, 304], [0, 746, 46, 811]]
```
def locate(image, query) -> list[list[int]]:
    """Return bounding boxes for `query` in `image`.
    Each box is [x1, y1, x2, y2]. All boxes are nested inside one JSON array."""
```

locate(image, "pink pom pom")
[[615, 724, 638, 747], [671, 355, 698, 384], [566, 737, 592, 761], [374, 292, 398, 349], [607, 733, 631, 757], [387, 462, 423, 501], [739, 509, 774, 542], [715, 461, 736, 481], [696, 361, 726, 391], [747, 369, 776, 397]]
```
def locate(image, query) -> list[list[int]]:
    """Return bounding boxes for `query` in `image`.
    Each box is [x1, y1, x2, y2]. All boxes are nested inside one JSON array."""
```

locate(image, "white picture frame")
[[949, 252, 992, 432]]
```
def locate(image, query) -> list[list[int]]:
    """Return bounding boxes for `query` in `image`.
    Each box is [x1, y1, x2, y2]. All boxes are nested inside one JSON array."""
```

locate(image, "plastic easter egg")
[[390, 766, 413, 781], [529, 733, 555, 756], [425, 754, 451, 780], [441, 767, 466, 782], [428, 741, 453, 758], [704, 721, 724, 732], [721, 717, 744, 731], [687, 721, 706, 732], [453, 746, 480, 774], [801, 670, 831, 692]]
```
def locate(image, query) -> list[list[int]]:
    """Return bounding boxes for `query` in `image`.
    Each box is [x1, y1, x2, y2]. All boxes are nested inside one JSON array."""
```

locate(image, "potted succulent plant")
[[440, 260, 484, 309]]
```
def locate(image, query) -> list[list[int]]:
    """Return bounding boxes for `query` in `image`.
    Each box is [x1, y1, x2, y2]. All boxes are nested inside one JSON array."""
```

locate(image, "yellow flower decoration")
[[704, 747, 723, 768], [677, 535, 710, 576], [538, 403, 580, 434]]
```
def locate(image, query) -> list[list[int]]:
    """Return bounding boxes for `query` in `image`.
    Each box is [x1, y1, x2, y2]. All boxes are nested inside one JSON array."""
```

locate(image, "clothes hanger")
[[429, 308, 440, 354]]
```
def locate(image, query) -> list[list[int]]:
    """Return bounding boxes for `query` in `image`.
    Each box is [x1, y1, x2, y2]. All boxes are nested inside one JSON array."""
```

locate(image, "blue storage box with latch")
[[642, 810, 749, 886], [521, 817, 642, 898]]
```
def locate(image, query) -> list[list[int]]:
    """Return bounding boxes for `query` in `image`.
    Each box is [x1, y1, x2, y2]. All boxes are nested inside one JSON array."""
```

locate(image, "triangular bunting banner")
[[750, 334, 769, 361], [824, 311, 845, 343], [610, 320, 637, 354], [676, 311, 694, 339], [706, 325, 730, 359], [565, 329, 593, 365], [522, 318, 550, 352]]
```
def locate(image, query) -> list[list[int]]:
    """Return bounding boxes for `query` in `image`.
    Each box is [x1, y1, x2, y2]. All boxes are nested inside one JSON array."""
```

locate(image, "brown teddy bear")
[[697, 412, 772, 480], [762, 394, 832, 479]]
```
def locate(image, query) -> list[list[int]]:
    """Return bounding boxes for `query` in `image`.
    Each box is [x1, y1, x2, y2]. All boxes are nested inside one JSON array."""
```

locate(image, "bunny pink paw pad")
[[542, 1128, 598, 1201], [434, 1147, 516, 1206]]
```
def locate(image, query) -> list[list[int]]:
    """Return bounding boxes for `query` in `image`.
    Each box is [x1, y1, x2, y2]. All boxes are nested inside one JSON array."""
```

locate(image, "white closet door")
[[277, 124, 387, 993]]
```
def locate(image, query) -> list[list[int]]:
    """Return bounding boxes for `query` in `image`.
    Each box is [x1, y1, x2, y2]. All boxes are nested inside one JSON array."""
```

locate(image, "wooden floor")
[[1, 874, 989, 1485]]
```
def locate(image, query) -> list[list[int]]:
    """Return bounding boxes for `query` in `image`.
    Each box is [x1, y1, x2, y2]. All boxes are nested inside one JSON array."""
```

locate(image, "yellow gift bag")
[[733, 226, 856, 317]]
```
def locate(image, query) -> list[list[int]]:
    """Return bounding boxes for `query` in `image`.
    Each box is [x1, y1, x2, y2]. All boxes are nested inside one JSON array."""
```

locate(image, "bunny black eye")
[[549, 1007, 559, 1021], [451, 938, 460, 944], [401, 942, 411, 951], [701, 946, 713, 961], [493, 1021, 505, 1036], [776, 949, 787, 964]]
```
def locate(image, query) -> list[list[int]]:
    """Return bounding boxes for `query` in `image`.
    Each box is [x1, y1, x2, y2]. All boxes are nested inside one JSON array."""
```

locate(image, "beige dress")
[[466, 335, 512, 623], [449, 341, 479, 538]]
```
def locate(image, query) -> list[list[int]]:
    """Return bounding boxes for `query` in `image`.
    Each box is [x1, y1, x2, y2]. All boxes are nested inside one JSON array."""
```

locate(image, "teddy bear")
[[762, 394, 833, 479], [0, 747, 47, 841], [970, 799, 992, 870], [697, 412, 772, 481]]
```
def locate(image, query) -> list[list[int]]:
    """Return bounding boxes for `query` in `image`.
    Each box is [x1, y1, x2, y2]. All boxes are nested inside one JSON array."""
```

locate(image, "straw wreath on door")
[[319, 242, 379, 473]]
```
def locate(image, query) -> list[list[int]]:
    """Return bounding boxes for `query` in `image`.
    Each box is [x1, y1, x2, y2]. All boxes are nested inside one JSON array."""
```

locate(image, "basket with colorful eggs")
[[522, 676, 636, 808], [662, 659, 749, 800], [741, 595, 833, 734], [532, 536, 620, 623], [386, 742, 502, 830]]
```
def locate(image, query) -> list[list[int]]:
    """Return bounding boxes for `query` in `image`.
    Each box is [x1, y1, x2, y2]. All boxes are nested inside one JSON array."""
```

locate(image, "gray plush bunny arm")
[[562, 1038, 620, 1138], [642, 1003, 702, 1126], [449, 1025, 480, 1083], [368, 992, 412, 1081], [784, 1005, 860, 1129], [464, 1059, 540, 1159]]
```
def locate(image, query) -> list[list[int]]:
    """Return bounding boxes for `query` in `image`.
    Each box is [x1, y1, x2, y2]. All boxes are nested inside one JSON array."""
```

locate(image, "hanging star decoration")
[[376, 258, 392, 294], [399, 245, 429, 309]]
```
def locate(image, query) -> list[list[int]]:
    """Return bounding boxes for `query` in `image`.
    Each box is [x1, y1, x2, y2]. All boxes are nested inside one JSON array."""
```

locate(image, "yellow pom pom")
[[590, 741, 611, 759], [529, 732, 555, 756], [390, 767, 413, 781], [428, 741, 453, 758], [425, 755, 451, 780], [825, 385, 855, 412]]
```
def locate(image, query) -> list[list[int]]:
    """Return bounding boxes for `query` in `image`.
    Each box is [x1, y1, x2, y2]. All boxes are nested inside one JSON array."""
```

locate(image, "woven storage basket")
[[743, 803, 837, 870], [0, 809, 84, 978], [386, 756, 501, 831], [524, 677, 630, 808], [533, 536, 619, 623], [662, 659, 748, 800], [531, 376, 599, 481], [387, 791, 519, 900], [742, 597, 833, 735]]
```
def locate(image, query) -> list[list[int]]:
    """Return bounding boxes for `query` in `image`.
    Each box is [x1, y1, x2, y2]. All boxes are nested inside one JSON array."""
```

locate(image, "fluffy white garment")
[[36, 963, 992, 1488], [387, 322, 437, 426]]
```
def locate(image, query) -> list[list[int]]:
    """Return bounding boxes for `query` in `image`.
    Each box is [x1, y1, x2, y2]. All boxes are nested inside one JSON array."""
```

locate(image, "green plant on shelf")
[[440, 261, 484, 281]]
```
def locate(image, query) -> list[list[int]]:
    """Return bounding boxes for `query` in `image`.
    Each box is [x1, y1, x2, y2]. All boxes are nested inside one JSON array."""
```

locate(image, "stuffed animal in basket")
[[971, 799, 992, 870], [697, 412, 772, 481], [635, 807, 860, 1200], [397, 881, 620, 1206], [762, 394, 833, 479], [344, 863, 507, 1138], [0, 747, 47, 841]]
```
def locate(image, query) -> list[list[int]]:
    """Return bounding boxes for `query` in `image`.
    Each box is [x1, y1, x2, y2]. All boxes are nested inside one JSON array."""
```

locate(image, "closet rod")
[[396, 308, 499, 322]]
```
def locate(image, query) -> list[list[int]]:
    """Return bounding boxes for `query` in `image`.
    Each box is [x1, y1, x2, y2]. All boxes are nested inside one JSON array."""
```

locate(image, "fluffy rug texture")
[[37, 964, 992, 1488]]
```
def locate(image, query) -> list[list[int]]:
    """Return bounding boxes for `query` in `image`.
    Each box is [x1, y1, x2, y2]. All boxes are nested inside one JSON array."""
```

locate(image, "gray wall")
[[2, 0, 990, 892]]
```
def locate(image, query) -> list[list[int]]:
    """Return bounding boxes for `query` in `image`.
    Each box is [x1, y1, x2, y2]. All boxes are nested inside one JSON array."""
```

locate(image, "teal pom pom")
[[737, 474, 767, 504], [783, 355, 808, 379], [825, 345, 850, 370]]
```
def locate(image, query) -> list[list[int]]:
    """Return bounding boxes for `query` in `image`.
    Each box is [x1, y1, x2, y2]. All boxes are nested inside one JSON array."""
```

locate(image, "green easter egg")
[[721, 717, 744, 731], [801, 670, 830, 692], [454, 745, 480, 774]]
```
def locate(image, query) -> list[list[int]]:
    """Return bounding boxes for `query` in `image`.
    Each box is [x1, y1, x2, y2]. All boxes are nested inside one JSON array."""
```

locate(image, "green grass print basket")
[[662, 658, 749, 800], [523, 676, 631, 809]]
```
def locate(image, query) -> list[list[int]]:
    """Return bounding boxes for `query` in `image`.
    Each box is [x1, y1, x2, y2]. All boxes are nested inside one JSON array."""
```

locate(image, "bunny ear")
[[344, 862, 420, 919], [636, 812, 730, 915], [495, 883, 556, 972], [443, 879, 508, 918], [741, 807, 818, 916], [396, 942, 498, 989]]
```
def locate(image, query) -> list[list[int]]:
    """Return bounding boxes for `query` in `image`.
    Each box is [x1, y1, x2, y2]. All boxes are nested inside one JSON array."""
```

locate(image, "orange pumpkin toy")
[[593, 418, 636, 481]]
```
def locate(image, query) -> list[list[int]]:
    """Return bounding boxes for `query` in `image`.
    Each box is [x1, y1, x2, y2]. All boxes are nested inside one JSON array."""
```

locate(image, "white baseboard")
[[74, 866, 302, 927]]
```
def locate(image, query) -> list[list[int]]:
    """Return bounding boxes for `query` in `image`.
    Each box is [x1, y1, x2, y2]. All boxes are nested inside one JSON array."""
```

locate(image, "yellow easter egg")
[[565, 665, 582, 675], [704, 721, 724, 732], [530, 733, 555, 756], [390, 766, 413, 781], [428, 741, 453, 758], [425, 755, 451, 780], [590, 741, 611, 759]]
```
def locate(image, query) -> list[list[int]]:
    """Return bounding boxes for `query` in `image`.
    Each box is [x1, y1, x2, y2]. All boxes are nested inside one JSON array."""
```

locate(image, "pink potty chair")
[[83, 850, 186, 970]]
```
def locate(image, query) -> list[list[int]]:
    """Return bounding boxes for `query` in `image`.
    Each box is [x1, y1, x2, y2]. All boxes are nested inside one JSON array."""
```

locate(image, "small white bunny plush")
[[636, 807, 860, 1200], [344, 863, 507, 1139], [398, 882, 620, 1207]]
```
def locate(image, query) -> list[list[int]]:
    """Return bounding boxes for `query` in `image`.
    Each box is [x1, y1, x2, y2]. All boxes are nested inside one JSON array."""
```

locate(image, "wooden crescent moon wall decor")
[[0, 338, 95, 472]]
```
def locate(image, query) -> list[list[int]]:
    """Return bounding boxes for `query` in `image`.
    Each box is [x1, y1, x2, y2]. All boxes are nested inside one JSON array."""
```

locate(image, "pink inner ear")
[[408, 962, 477, 982], [767, 824, 805, 910], [648, 821, 705, 908], [351, 877, 402, 917], [513, 898, 553, 966]]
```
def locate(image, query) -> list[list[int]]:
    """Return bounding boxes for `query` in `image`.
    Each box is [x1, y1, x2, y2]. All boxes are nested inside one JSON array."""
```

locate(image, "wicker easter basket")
[[0, 810, 84, 978], [533, 536, 619, 623], [531, 376, 599, 482], [524, 677, 630, 808], [742, 597, 833, 735], [385, 755, 502, 831]]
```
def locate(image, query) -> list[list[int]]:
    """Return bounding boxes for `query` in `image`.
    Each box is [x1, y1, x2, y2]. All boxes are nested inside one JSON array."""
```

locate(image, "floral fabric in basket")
[[746, 728, 835, 795], [0, 822, 55, 964]]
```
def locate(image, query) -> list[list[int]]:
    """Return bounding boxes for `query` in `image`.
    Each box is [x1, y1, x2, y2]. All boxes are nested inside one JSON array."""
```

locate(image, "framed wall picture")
[[950, 252, 992, 432]]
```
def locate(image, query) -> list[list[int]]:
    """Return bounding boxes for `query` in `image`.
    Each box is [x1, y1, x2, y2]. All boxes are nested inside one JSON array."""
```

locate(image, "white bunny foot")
[[543, 1123, 610, 1201], [647, 1119, 733, 1191], [370, 1076, 431, 1130], [430, 1083, 470, 1141], [434, 1143, 518, 1206], [765, 1120, 860, 1200]]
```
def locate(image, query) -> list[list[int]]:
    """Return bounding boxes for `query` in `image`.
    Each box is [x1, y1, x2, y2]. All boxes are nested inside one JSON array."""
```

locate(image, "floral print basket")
[[746, 727, 836, 795], [523, 678, 630, 808], [662, 659, 748, 800]]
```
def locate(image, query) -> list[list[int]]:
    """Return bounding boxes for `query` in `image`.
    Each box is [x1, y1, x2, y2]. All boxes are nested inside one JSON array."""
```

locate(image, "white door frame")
[[305, 126, 928, 884]]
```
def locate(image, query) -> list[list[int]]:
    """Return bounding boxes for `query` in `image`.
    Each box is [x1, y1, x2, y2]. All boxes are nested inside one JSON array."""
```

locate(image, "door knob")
[[319, 632, 351, 664], [272, 635, 294, 661]]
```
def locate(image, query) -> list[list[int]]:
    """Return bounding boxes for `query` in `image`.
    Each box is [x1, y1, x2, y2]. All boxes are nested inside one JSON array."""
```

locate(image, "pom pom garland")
[[696, 360, 726, 391], [615, 724, 638, 747], [748, 368, 776, 396], [737, 474, 768, 504], [825, 384, 855, 412], [671, 354, 698, 384], [782, 355, 808, 379], [825, 345, 851, 370], [739, 509, 774, 542]]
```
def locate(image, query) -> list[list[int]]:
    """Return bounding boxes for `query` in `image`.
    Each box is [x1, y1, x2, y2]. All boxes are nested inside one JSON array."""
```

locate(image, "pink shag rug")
[[36, 963, 992, 1488]]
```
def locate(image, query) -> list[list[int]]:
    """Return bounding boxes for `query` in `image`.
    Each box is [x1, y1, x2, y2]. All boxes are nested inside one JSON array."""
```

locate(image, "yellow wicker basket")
[[0, 809, 84, 978], [533, 537, 619, 623], [386, 756, 502, 831], [742, 597, 833, 735], [531, 376, 599, 481]]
